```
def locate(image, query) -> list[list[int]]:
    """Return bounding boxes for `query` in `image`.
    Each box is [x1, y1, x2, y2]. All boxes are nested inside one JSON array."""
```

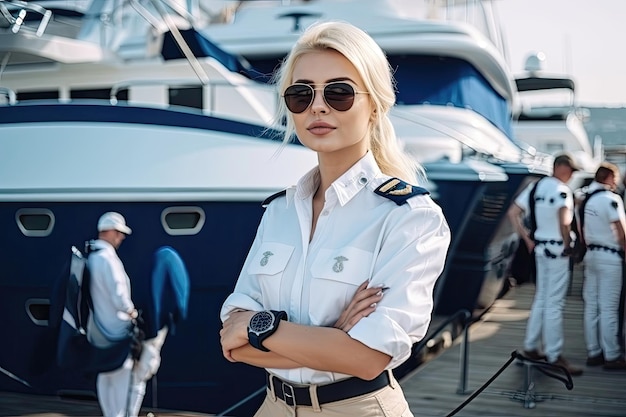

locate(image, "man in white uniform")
[[87, 212, 145, 417], [581, 163, 626, 370], [508, 154, 583, 375]]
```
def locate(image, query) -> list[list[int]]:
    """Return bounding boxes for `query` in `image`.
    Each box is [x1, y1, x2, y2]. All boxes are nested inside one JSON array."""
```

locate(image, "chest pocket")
[[247, 242, 294, 308], [309, 247, 373, 326]]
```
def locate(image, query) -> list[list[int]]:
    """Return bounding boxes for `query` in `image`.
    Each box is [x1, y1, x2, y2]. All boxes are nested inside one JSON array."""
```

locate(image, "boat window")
[[16, 90, 59, 101], [15, 208, 55, 237], [161, 207, 205, 236], [71, 88, 129, 101], [26, 298, 50, 326], [169, 86, 202, 110]]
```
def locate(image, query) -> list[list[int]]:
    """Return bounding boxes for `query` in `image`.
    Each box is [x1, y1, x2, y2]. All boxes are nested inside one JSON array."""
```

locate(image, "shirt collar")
[[93, 239, 115, 252], [294, 151, 382, 206]]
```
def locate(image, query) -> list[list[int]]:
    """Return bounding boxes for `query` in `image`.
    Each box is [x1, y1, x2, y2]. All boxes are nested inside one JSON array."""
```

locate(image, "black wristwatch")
[[248, 310, 288, 352]]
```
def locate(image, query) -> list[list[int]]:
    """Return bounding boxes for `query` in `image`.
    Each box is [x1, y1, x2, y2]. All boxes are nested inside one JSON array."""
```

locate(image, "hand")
[[220, 310, 255, 362], [333, 280, 385, 332], [130, 327, 145, 360]]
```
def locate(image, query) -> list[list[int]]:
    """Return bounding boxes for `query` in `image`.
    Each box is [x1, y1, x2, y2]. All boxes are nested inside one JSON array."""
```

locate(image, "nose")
[[310, 87, 328, 114]]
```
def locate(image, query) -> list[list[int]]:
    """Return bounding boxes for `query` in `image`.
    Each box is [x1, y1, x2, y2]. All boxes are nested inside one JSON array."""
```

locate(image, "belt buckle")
[[281, 381, 296, 408]]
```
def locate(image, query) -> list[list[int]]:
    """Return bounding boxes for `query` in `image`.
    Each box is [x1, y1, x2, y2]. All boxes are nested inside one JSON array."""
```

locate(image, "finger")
[[337, 292, 384, 330], [222, 348, 235, 362], [341, 305, 377, 332], [351, 289, 384, 311], [333, 283, 368, 328]]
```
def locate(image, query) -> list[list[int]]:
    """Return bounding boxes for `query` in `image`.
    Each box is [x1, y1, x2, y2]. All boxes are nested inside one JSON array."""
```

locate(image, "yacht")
[[513, 52, 597, 188], [0, 0, 548, 414], [0, 1, 316, 415]]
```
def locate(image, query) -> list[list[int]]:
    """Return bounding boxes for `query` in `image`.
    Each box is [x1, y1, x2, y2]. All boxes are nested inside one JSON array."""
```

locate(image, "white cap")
[[97, 212, 132, 235]]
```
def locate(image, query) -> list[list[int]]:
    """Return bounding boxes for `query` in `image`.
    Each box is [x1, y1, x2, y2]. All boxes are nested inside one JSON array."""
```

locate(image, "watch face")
[[249, 311, 275, 334]]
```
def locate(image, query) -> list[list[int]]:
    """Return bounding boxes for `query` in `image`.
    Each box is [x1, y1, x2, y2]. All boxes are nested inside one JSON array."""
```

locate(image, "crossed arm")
[[219, 281, 391, 380]]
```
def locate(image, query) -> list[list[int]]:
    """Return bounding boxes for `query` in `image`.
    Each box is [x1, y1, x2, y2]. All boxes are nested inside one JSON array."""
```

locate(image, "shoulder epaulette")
[[262, 189, 287, 207], [374, 178, 429, 205]]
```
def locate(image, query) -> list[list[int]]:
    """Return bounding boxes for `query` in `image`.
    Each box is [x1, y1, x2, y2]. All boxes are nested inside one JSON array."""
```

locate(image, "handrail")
[[0, 0, 52, 36], [0, 86, 16, 105], [414, 308, 473, 394]]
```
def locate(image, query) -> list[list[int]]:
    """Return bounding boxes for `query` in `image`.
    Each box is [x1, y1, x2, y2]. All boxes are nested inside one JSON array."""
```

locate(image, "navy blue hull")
[[432, 163, 542, 315], [0, 201, 267, 415]]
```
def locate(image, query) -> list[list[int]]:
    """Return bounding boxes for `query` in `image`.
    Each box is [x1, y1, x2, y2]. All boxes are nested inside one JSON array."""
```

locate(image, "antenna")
[[563, 34, 572, 74]]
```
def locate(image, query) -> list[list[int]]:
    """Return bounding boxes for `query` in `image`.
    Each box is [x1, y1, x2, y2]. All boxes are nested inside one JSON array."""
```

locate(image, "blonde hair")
[[273, 21, 424, 184]]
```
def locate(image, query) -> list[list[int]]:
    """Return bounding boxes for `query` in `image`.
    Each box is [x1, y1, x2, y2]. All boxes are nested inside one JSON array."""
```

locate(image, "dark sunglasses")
[[283, 82, 369, 113]]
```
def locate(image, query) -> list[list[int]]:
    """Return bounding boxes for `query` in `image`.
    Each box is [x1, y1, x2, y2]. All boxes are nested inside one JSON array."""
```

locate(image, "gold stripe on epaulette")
[[389, 184, 413, 195], [379, 178, 400, 193]]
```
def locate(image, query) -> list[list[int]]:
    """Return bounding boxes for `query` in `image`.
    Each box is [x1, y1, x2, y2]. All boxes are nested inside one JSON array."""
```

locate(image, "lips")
[[307, 121, 335, 135]]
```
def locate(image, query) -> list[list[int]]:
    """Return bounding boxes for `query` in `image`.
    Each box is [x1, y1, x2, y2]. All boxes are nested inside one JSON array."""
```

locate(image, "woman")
[[220, 21, 450, 416]]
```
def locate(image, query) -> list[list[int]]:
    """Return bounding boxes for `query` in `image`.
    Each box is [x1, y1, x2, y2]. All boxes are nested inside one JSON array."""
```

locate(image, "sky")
[[495, 0, 626, 108]]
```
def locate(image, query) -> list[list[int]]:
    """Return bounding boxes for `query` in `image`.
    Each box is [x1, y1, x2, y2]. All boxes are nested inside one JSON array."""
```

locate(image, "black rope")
[[445, 351, 516, 416], [445, 350, 574, 417]]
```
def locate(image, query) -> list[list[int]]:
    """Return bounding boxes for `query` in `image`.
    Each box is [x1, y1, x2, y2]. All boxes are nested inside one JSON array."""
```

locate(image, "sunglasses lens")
[[284, 84, 313, 113], [324, 82, 355, 111], [283, 82, 357, 113]]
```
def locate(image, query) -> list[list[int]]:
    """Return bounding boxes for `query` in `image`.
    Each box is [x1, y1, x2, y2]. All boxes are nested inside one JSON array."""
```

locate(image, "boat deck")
[[2, 265, 624, 416]]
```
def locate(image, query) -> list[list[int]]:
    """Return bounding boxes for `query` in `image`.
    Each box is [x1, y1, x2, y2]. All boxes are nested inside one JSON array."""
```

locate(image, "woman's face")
[[288, 49, 374, 161]]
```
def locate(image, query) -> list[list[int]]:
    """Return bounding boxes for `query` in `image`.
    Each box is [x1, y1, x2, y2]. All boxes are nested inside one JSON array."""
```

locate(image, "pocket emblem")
[[332, 256, 348, 273], [260, 251, 274, 266]]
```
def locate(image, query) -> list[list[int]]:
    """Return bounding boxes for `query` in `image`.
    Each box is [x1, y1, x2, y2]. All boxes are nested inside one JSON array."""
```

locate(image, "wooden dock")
[[401, 264, 626, 416], [2, 264, 625, 416]]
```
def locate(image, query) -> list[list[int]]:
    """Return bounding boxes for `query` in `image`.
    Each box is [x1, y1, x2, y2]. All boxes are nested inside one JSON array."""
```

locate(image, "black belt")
[[588, 244, 625, 258], [266, 371, 391, 407], [535, 239, 563, 245]]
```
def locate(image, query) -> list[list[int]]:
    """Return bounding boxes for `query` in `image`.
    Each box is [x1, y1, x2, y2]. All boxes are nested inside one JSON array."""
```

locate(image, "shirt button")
[[359, 177, 368, 185], [321, 210, 329, 216]]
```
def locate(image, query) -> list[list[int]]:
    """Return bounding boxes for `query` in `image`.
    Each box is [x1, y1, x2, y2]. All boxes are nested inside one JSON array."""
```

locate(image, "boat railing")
[[414, 308, 473, 395], [0, 86, 16, 105], [0, 0, 52, 36]]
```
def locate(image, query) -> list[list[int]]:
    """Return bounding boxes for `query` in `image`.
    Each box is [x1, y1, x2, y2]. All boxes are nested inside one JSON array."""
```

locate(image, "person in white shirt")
[[580, 163, 626, 370], [87, 211, 145, 417], [219, 21, 450, 416], [508, 154, 583, 376]]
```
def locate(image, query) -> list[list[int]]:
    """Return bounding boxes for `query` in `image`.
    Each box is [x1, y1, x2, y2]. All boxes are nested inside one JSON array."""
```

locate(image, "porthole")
[[26, 298, 50, 326], [15, 208, 55, 237], [161, 207, 205, 236]]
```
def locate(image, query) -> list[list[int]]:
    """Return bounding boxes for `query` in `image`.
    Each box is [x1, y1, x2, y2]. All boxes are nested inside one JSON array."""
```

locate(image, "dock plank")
[[400, 265, 626, 417]]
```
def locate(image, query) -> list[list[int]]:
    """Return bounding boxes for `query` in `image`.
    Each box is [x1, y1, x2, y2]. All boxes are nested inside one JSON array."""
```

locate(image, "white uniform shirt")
[[87, 239, 134, 344], [583, 181, 626, 250], [220, 152, 450, 384], [514, 177, 573, 241]]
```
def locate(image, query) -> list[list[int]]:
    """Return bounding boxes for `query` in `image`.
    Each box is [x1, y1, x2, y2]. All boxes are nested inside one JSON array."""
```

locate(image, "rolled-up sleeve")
[[347, 201, 451, 368]]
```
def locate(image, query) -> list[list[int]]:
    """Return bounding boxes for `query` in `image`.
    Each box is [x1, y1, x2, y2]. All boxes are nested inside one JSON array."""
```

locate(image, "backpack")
[[53, 243, 131, 375], [528, 178, 541, 241]]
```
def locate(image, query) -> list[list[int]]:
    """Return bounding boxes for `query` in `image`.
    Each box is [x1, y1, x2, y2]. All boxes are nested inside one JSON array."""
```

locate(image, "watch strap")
[[248, 310, 287, 352]]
